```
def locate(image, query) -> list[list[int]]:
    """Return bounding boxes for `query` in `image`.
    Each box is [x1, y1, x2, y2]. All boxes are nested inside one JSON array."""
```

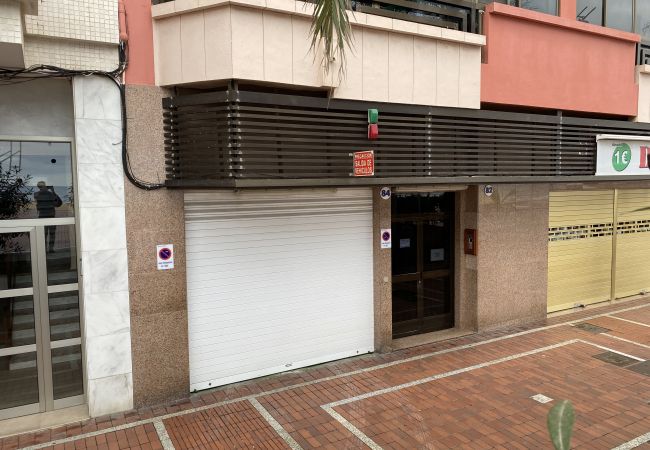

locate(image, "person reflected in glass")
[[34, 181, 62, 252]]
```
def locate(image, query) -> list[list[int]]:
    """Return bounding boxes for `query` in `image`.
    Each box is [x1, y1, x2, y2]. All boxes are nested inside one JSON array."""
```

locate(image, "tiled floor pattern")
[[2, 298, 649, 450]]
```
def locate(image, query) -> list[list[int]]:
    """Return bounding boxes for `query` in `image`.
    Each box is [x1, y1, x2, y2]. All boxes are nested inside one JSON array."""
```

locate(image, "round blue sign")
[[159, 247, 172, 261]]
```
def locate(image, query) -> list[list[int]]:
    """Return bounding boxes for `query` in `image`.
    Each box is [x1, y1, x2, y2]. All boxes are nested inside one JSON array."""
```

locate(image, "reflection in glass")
[[0, 141, 74, 220], [519, 0, 557, 15], [49, 291, 81, 341], [576, 0, 603, 25], [45, 225, 78, 285], [423, 277, 451, 318], [392, 281, 418, 323], [0, 296, 35, 349], [52, 345, 83, 400], [0, 232, 32, 290], [0, 352, 39, 410], [606, 0, 633, 31], [637, 1, 650, 40]]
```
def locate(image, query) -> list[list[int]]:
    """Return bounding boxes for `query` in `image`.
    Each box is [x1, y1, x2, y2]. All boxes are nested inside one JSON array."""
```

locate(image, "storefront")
[[547, 135, 650, 312], [156, 88, 650, 390]]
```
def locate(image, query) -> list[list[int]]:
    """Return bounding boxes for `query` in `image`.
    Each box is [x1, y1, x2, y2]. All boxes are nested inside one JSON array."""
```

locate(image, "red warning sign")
[[353, 150, 375, 177]]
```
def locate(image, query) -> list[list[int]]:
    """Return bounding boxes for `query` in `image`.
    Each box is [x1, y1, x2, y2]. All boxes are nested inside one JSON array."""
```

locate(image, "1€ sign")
[[157, 244, 174, 270]]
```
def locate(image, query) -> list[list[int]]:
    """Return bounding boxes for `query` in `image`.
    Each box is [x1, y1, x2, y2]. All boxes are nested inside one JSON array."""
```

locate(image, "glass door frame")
[[0, 135, 86, 420], [0, 226, 45, 420], [391, 193, 456, 339]]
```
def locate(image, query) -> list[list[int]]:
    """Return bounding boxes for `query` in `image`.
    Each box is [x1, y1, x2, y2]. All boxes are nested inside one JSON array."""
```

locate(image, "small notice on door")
[[353, 151, 375, 177], [399, 239, 411, 249], [157, 244, 174, 270], [430, 248, 445, 262]]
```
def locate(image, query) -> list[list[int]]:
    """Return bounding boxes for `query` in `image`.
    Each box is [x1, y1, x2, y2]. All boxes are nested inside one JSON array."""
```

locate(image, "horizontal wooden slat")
[[163, 89, 650, 186]]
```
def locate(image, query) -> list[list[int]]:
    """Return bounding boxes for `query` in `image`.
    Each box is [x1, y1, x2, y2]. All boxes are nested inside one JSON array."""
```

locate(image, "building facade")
[[0, 0, 133, 432], [2, 0, 650, 433]]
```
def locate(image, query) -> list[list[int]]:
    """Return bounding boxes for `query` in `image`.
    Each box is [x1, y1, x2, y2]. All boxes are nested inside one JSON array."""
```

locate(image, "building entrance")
[[391, 192, 455, 339], [0, 140, 83, 420]]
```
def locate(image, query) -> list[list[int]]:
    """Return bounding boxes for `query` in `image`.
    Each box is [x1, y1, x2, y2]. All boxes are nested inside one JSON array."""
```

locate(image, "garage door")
[[615, 189, 650, 298], [184, 189, 374, 391], [547, 190, 614, 313]]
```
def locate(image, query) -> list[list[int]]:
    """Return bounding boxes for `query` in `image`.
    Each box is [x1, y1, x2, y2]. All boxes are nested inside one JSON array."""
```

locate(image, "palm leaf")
[[547, 400, 575, 450], [308, 0, 354, 82]]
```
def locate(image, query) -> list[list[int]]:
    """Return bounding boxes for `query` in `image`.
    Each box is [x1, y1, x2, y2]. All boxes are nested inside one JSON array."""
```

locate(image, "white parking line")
[[15, 301, 650, 450], [602, 333, 650, 349], [611, 431, 650, 450], [153, 420, 175, 450], [249, 398, 303, 450], [320, 339, 644, 450], [606, 315, 650, 328]]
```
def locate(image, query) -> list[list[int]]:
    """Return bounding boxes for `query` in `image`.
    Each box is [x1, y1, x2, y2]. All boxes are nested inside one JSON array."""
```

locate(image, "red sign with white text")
[[353, 151, 375, 177]]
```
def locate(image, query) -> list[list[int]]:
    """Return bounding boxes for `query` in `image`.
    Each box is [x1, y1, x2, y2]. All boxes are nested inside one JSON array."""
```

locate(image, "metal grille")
[[638, 41, 650, 65], [163, 89, 650, 188]]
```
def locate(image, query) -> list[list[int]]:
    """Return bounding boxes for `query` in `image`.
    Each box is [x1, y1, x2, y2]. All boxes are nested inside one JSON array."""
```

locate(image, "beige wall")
[[636, 65, 650, 123], [475, 184, 549, 330], [125, 85, 190, 407], [152, 0, 484, 108]]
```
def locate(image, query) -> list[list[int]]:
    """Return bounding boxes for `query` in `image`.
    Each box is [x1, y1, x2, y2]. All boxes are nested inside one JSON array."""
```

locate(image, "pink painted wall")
[[481, 3, 639, 116], [123, 0, 155, 85]]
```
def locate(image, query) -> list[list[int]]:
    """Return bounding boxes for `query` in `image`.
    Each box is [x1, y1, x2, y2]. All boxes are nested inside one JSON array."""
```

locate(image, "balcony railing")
[[153, 0, 486, 34]]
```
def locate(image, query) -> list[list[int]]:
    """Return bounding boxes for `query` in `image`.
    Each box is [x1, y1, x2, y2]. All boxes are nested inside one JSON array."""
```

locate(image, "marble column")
[[73, 75, 133, 417]]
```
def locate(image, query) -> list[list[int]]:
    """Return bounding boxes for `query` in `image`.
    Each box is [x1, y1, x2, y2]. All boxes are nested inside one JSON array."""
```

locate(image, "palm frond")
[[308, 0, 354, 82]]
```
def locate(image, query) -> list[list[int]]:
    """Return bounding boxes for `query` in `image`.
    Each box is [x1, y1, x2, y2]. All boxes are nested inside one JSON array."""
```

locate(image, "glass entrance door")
[[391, 193, 455, 339], [0, 225, 83, 420], [0, 140, 83, 420]]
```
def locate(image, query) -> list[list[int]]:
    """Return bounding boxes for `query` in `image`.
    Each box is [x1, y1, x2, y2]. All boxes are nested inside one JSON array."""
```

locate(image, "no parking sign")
[[157, 244, 174, 270]]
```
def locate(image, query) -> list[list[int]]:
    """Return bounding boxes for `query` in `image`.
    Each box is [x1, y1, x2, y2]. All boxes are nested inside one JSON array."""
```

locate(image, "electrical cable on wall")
[[0, 41, 164, 190]]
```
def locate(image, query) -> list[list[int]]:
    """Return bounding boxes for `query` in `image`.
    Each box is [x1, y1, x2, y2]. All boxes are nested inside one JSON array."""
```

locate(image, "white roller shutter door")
[[185, 188, 375, 391]]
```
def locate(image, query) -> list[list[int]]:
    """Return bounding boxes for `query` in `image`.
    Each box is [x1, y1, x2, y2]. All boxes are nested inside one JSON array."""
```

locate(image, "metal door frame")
[[0, 136, 85, 420], [391, 194, 456, 338]]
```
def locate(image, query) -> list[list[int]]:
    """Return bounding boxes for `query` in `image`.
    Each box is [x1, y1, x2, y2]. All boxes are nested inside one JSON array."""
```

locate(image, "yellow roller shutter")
[[547, 190, 614, 313], [614, 189, 650, 299]]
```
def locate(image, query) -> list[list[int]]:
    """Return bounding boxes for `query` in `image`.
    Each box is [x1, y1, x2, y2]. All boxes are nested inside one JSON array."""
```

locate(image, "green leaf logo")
[[612, 143, 632, 172]]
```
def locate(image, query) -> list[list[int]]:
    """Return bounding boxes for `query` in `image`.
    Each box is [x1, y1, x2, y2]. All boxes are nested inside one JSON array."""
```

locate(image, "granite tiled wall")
[[455, 187, 478, 331], [372, 187, 392, 351], [476, 184, 549, 330], [124, 85, 189, 407], [73, 75, 133, 417]]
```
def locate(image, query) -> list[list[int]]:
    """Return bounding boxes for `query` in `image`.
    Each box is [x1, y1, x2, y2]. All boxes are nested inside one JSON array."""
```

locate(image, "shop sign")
[[353, 150, 375, 177], [596, 135, 650, 176], [157, 244, 174, 270], [380, 228, 391, 249]]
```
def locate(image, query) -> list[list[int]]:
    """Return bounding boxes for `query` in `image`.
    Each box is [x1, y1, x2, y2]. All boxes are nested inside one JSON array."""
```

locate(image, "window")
[[606, 0, 633, 32], [637, 0, 650, 40], [519, 0, 557, 15], [576, 0, 634, 32], [577, 0, 603, 25]]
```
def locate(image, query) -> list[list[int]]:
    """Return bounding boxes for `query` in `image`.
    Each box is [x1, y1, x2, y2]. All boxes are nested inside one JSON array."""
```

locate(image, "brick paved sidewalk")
[[2, 298, 650, 450]]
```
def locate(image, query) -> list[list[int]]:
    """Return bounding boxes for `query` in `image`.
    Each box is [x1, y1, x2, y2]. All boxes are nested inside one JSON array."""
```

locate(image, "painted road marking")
[[321, 340, 644, 450], [602, 333, 650, 350], [249, 398, 303, 450], [153, 420, 175, 450], [606, 315, 650, 328], [17, 301, 650, 450], [611, 431, 650, 450]]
